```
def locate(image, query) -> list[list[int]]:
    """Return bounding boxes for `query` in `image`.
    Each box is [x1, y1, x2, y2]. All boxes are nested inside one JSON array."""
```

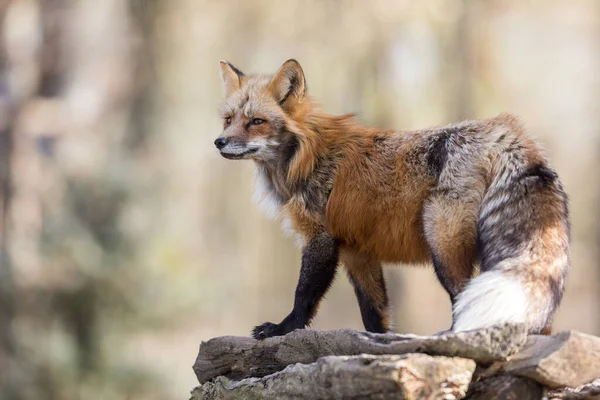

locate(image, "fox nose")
[[214, 137, 228, 150]]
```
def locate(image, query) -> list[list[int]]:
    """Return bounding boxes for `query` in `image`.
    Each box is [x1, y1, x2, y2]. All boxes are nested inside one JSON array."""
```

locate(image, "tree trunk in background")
[[596, 0, 600, 335], [0, 3, 16, 392], [0, 1, 38, 395]]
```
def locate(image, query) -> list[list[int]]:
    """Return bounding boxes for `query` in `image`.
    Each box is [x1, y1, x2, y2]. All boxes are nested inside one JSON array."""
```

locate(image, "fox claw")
[[252, 322, 282, 340]]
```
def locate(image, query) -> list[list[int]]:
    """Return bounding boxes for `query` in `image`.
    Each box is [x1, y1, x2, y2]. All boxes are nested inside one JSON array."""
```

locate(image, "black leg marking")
[[252, 233, 339, 339]]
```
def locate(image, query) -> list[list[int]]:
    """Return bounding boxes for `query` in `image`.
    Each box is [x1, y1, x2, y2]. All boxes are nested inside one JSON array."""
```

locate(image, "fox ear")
[[269, 59, 306, 107], [219, 60, 245, 95]]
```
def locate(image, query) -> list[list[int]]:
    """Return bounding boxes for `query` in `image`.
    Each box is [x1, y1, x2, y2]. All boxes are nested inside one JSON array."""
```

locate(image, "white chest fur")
[[252, 168, 282, 219], [252, 168, 306, 247]]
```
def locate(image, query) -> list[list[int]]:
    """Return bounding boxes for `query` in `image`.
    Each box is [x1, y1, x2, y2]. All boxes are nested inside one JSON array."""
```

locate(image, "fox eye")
[[251, 118, 265, 125], [224, 117, 232, 125]]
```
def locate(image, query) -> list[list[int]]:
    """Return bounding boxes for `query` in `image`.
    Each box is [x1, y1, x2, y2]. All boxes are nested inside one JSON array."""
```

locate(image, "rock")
[[466, 375, 543, 400], [547, 378, 600, 399], [503, 331, 600, 389], [193, 324, 527, 383], [191, 353, 476, 400], [192, 325, 600, 399]]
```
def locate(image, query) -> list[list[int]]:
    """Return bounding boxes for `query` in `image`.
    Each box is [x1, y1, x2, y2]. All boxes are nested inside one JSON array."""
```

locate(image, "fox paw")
[[252, 322, 283, 340]]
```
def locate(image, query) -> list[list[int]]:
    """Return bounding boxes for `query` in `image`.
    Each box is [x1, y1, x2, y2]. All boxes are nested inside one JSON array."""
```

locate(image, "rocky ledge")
[[191, 324, 600, 399]]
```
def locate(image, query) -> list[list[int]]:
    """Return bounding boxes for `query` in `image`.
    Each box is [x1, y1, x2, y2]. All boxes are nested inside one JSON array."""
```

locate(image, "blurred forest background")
[[0, 0, 599, 399]]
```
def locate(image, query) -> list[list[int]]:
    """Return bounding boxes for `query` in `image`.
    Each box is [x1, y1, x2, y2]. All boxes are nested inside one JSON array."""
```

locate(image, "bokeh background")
[[0, 0, 599, 398]]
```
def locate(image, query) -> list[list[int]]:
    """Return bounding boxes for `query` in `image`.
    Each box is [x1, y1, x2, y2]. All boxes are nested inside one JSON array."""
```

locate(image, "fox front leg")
[[252, 233, 339, 339]]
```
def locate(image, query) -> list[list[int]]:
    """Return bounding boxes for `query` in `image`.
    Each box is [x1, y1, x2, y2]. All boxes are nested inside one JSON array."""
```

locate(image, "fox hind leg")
[[343, 252, 390, 333], [423, 195, 479, 304]]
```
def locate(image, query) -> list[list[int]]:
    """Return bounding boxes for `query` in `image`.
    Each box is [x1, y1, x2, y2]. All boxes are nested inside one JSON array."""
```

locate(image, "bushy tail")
[[452, 155, 570, 334]]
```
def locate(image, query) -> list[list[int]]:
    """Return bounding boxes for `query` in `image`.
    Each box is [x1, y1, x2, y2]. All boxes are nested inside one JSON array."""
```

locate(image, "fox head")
[[214, 59, 308, 162]]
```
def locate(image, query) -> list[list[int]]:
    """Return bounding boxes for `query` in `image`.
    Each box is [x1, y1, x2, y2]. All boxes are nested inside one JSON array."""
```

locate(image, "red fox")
[[214, 59, 570, 339]]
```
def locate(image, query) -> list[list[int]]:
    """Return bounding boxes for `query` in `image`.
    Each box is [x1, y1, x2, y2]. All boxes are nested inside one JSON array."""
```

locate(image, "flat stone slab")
[[193, 324, 527, 383], [191, 353, 476, 400], [504, 331, 600, 389]]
